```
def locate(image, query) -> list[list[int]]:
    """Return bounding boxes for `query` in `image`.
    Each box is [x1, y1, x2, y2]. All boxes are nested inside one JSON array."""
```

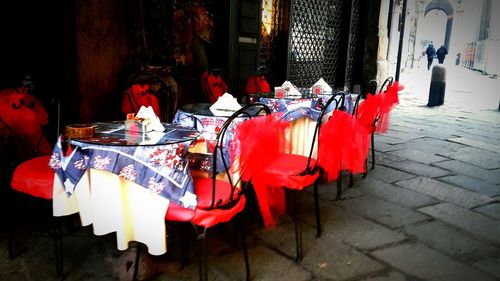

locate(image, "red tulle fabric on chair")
[[164, 104, 271, 281], [356, 82, 403, 134], [121, 84, 161, 118], [232, 113, 290, 227], [245, 75, 271, 95], [0, 87, 52, 158], [201, 70, 228, 103], [374, 82, 403, 133], [318, 110, 370, 181]]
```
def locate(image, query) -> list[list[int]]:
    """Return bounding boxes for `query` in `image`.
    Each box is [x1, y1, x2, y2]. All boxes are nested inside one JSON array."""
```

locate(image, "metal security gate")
[[259, 0, 361, 90]]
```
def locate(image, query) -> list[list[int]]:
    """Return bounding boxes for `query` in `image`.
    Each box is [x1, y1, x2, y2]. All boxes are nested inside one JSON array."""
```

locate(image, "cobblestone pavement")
[[1, 65, 499, 281]]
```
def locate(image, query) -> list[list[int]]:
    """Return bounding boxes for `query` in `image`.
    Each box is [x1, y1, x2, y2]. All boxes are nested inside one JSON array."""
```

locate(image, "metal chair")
[[200, 69, 229, 104], [3, 90, 64, 279], [238, 94, 344, 262], [132, 103, 271, 281], [121, 70, 179, 122]]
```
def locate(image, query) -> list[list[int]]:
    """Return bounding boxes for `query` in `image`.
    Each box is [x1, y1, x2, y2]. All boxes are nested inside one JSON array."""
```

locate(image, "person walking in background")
[[425, 43, 436, 70], [436, 45, 448, 64]]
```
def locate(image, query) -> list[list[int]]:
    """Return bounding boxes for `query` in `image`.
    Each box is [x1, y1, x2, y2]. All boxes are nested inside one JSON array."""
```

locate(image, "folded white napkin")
[[136, 106, 165, 132], [281, 81, 302, 96], [209, 93, 242, 116], [311, 78, 332, 94], [140, 131, 166, 145]]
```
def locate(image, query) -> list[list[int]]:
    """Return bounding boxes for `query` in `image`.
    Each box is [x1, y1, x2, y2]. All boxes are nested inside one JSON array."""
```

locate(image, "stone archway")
[[424, 0, 454, 49]]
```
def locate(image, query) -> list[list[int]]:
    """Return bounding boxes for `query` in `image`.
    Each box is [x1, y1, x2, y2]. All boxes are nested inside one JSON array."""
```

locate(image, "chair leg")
[[195, 226, 208, 281], [363, 157, 368, 178], [371, 132, 375, 170], [313, 181, 321, 238], [349, 173, 354, 188], [53, 217, 64, 280], [293, 190, 303, 262], [133, 242, 142, 281], [336, 172, 342, 200], [235, 215, 250, 281]]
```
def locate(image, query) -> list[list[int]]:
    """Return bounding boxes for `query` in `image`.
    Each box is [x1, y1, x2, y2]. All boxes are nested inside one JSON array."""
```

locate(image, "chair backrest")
[[247, 66, 273, 94], [201, 69, 229, 103], [310, 93, 345, 171], [0, 87, 56, 161], [121, 71, 178, 122], [378, 77, 394, 94], [209, 103, 271, 209]]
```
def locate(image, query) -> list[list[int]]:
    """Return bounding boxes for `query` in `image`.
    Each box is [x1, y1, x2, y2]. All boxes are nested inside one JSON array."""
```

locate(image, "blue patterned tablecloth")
[[258, 94, 353, 121], [49, 122, 200, 208], [173, 104, 251, 175]]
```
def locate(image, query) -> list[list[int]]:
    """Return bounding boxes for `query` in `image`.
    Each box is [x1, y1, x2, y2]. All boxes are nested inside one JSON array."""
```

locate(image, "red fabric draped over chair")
[[234, 95, 343, 262], [162, 103, 272, 281], [2, 88, 64, 278], [232, 113, 290, 228], [245, 75, 271, 95], [357, 81, 403, 134], [201, 70, 228, 103], [0, 87, 52, 158], [317, 110, 371, 182], [121, 84, 162, 118]]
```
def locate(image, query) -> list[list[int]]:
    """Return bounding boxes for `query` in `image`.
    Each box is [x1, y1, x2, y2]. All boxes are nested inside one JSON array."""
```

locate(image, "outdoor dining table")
[[51, 121, 200, 255], [258, 93, 353, 156]]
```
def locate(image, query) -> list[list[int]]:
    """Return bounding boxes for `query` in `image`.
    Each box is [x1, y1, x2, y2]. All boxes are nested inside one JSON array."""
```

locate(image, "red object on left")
[[0, 87, 52, 158]]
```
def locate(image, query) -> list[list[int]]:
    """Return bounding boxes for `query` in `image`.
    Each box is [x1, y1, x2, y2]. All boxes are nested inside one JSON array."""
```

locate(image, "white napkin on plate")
[[136, 106, 165, 132], [209, 93, 242, 116], [281, 81, 302, 96], [311, 78, 332, 94]]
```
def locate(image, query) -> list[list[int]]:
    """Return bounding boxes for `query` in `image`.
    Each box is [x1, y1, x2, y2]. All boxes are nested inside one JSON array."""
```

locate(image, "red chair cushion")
[[259, 153, 320, 190], [193, 177, 234, 209], [165, 187, 246, 229], [165, 177, 238, 222], [11, 156, 53, 200], [165, 202, 195, 222], [191, 195, 246, 228]]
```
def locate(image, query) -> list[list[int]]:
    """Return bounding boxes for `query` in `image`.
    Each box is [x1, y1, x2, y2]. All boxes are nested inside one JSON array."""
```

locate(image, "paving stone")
[[367, 165, 416, 184], [300, 233, 386, 281], [373, 152, 406, 166], [395, 177, 495, 209], [337, 196, 430, 228], [372, 142, 403, 153], [433, 160, 500, 185], [253, 219, 316, 260], [439, 146, 500, 163], [448, 137, 500, 153], [303, 202, 406, 250], [473, 257, 500, 279], [442, 152, 500, 170], [359, 271, 407, 281], [356, 178, 438, 208], [403, 221, 497, 261], [371, 243, 496, 281], [387, 148, 448, 164], [473, 203, 500, 221], [437, 175, 500, 197], [384, 160, 451, 178], [418, 203, 500, 245], [213, 245, 312, 281], [418, 137, 468, 151], [374, 134, 409, 145]]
